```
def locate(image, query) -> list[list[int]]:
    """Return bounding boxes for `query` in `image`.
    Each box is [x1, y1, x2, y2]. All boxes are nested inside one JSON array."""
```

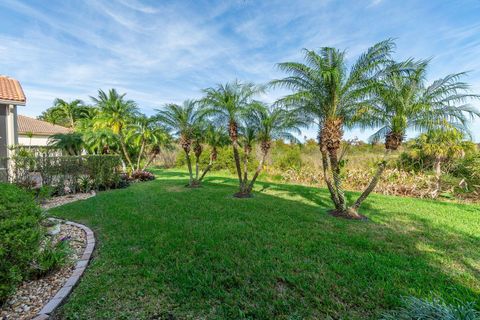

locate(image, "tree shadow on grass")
[[193, 174, 480, 308], [53, 170, 480, 319]]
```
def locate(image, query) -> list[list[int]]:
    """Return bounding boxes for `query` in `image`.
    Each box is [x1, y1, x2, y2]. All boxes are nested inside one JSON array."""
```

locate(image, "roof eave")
[[0, 98, 26, 106], [19, 131, 71, 135]]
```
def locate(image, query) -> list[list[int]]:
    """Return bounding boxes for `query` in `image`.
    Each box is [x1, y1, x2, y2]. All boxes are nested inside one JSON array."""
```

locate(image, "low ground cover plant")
[[381, 296, 480, 320]]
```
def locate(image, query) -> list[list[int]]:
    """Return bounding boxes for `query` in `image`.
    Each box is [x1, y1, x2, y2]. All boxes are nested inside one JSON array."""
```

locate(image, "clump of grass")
[[381, 296, 480, 320]]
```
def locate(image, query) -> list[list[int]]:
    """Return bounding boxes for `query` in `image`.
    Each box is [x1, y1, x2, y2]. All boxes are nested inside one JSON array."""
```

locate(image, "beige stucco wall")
[[18, 134, 52, 146]]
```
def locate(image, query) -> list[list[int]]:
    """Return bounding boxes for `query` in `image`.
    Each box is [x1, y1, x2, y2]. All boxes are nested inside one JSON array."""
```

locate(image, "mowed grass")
[[50, 169, 480, 319]]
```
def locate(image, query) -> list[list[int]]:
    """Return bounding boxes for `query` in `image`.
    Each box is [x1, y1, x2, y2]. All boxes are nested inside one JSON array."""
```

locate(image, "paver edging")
[[31, 221, 96, 320]]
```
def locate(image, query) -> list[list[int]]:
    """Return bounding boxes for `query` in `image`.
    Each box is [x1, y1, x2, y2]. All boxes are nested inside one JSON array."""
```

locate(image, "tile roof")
[[0, 75, 26, 105], [17, 115, 72, 135]]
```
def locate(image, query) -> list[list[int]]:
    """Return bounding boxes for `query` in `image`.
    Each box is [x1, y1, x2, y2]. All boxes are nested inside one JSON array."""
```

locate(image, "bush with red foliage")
[[130, 170, 155, 182]]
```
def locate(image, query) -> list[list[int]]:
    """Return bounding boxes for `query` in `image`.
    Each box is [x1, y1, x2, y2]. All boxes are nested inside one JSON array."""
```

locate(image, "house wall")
[[0, 104, 7, 159], [0, 104, 17, 180], [18, 134, 52, 146]]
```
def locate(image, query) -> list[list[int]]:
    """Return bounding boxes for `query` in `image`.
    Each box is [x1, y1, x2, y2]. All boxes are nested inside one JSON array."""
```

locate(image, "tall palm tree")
[[191, 123, 206, 183], [198, 125, 229, 182], [353, 63, 480, 207], [272, 40, 395, 217], [91, 89, 139, 171], [243, 103, 304, 195], [156, 100, 203, 186], [200, 80, 264, 194], [239, 125, 257, 193]]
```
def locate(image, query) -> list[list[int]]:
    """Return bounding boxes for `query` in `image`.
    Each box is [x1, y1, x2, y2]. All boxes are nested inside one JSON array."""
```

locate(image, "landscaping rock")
[[0, 223, 87, 320]]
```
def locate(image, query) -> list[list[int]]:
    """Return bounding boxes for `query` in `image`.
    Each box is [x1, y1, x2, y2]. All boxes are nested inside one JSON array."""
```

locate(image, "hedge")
[[8, 154, 123, 194], [0, 183, 42, 304]]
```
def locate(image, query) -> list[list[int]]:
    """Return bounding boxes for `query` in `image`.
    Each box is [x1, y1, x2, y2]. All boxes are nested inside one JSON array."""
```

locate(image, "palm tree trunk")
[[434, 157, 442, 197], [119, 133, 134, 171], [232, 141, 244, 188], [247, 149, 268, 193], [136, 139, 146, 171], [195, 155, 200, 180], [184, 149, 194, 185], [328, 151, 346, 212], [351, 150, 390, 210], [142, 149, 160, 171], [242, 148, 250, 192], [320, 149, 340, 206], [229, 120, 244, 189], [199, 154, 214, 182]]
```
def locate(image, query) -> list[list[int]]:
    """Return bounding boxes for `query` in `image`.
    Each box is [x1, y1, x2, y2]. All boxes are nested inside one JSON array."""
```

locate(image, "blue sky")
[[1, 0, 479, 141]]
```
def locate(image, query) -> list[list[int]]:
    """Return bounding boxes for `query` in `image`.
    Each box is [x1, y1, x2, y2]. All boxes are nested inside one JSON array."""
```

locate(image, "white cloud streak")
[[0, 0, 479, 140]]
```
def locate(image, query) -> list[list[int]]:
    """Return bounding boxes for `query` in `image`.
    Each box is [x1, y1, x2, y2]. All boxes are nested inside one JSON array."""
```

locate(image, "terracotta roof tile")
[[0, 75, 26, 105], [18, 115, 72, 135]]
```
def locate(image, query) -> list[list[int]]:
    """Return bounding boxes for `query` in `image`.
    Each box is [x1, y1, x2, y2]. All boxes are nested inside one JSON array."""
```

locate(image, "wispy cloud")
[[0, 0, 479, 141]]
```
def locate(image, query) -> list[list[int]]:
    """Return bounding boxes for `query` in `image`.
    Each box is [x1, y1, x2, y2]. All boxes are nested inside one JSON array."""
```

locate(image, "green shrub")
[[9, 154, 122, 194], [381, 296, 480, 320], [271, 145, 303, 170], [452, 153, 480, 182], [175, 146, 258, 174], [84, 155, 122, 190], [34, 185, 55, 204], [0, 183, 42, 304]]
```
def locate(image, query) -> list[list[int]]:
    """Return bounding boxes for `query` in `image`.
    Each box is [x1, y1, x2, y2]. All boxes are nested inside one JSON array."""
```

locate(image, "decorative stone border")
[[32, 221, 96, 320]]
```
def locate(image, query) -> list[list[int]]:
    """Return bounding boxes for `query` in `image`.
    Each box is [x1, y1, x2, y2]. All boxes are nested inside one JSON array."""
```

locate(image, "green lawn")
[[50, 169, 480, 319]]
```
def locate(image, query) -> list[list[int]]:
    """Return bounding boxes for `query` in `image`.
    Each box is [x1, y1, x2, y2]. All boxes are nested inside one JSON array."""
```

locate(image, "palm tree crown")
[[155, 100, 203, 150], [364, 61, 480, 150], [272, 39, 395, 128], [271, 39, 396, 214], [92, 89, 139, 134], [201, 80, 264, 142], [244, 103, 303, 150]]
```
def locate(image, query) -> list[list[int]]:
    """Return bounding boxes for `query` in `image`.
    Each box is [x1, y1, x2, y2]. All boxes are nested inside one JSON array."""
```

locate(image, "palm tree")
[[198, 125, 229, 182], [52, 98, 87, 128], [91, 89, 139, 171], [127, 116, 168, 171], [352, 61, 480, 209], [156, 100, 203, 186], [48, 133, 83, 155], [413, 127, 469, 197], [39, 99, 88, 127], [238, 125, 257, 195], [191, 123, 206, 183], [243, 103, 304, 195], [272, 40, 395, 217], [201, 80, 264, 195], [83, 128, 119, 155], [141, 130, 173, 171]]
